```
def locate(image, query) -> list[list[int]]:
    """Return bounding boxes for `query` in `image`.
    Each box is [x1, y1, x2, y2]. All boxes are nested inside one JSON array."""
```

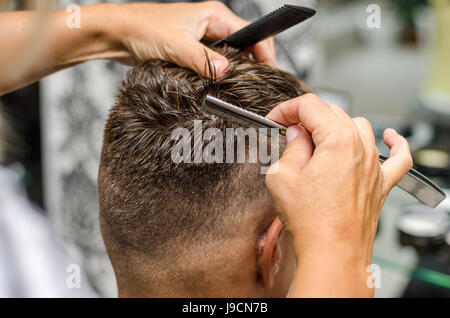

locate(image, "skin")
[[124, 94, 412, 298], [112, 95, 412, 298], [115, 216, 296, 298], [265, 94, 413, 297], [0, 1, 276, 95], [0, 1, 413, 298]]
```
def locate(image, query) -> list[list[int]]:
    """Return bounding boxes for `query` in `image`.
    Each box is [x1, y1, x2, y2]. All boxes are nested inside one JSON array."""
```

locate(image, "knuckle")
[[328, 104, 344, 115], [207, 0, 227, 10], [403, 155, 413, 171], [301, 93, 321, 105], [369, 144, 379, 159], [340, 128, 370, 161], [340, 127, 359, 142], [354, 116, 372, 128], [367, 145, 380, 165], [328, 104, 342, 111]]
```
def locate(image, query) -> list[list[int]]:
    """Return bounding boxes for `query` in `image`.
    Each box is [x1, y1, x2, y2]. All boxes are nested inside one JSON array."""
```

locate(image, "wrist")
[[292, 257, 374, 297], [81, 4, 127, 60], [52, 3, 128, 66], [290, 221, 374, 265], [290, 238, 375, 297], [294, 240, 372, 265]]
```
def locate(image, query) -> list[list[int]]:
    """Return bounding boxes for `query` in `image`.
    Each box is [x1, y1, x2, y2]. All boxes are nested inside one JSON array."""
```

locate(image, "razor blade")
[[203, 95, 446, 208]]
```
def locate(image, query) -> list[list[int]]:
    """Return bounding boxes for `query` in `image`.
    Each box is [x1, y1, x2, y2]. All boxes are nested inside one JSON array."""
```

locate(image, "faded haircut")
[[98, 46, 308, 272]]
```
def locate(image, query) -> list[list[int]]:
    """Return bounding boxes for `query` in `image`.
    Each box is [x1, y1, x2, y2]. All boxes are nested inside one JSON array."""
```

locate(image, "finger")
[[203, 2, 249, 40], [264, 36, 276, 60], [201, 2, 276, 67], [168, 34, 229, 78], [266, 93, 338, 135], [269, 37, 276, 58], [328, 103, 376, 145], [328, 104, 352, 123], [251, 39, 277, 68], [352, 117, 376, 145], [381, 128, 413, 190], [278, 125, 313, 171]]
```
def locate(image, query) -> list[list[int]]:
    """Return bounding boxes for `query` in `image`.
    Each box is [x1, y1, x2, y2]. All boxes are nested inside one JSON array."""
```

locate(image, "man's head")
[[98, 47, 308, 297]]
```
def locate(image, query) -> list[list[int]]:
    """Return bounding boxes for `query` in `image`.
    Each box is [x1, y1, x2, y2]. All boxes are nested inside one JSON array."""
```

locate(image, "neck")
[[118, 281, 257, 298], [116, 268, 260, 298]]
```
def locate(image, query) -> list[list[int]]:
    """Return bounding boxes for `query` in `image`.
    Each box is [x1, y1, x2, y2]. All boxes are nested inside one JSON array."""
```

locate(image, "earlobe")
[[257, 217, 284, 289]]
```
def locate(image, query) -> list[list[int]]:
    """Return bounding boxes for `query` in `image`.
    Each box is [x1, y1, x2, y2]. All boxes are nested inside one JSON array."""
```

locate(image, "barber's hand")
[[0, 1, 275, 94], [265, 94, 412, 297], [106, 1, 276, 76]]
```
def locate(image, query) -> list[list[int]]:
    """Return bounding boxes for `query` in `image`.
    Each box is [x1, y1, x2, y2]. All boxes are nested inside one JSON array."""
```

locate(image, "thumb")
[[278, 125, 313, 171], [169, 35, 229, 78], [381, 128, 413, 191]]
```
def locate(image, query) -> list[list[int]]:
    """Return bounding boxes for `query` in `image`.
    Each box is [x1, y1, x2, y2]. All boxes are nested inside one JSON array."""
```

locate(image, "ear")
[[257, 217, 284, 289]]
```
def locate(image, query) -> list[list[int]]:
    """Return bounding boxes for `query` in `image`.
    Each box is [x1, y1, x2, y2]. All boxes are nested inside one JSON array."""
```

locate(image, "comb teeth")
[[213, 5, 316, 48]]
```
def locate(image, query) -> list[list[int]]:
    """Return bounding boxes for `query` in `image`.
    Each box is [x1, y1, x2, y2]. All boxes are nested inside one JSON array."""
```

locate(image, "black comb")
[[213, 4, 316, 48]]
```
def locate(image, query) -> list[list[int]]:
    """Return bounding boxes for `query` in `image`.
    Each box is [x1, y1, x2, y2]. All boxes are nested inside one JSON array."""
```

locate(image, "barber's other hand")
[[103, 1, 276, 77], [265, 94, 412, 297]]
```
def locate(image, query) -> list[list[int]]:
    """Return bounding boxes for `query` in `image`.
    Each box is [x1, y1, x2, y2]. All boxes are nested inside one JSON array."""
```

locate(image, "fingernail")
[[211, 59, 228, 77], [386, 128, 397, 135], [286, 126, 302, 143], [216, 65, 229, 80]]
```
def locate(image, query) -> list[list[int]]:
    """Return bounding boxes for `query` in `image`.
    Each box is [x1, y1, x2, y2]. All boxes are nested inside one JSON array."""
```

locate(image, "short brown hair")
[[98, 46, 307, 276]]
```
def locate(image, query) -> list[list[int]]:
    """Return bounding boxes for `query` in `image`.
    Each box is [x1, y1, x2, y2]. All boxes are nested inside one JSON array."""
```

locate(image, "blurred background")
[[0, 0, 449, 297]]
